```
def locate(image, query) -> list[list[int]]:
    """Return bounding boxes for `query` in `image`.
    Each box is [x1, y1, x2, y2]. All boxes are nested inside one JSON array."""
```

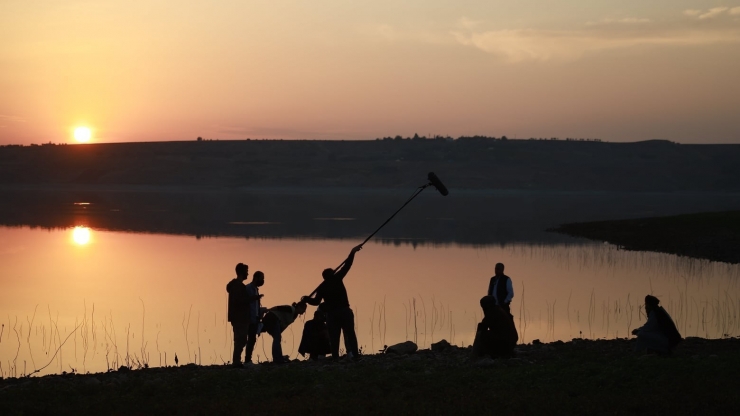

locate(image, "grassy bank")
[[2, 337, 740, 415], [551, 210, 740, 264]]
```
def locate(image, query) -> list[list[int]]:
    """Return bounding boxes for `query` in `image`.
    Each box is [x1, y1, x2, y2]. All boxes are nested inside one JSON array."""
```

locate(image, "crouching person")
[[472, 296, 518, 359], [262, 301, 308, 363], [632, 295, 682, 355], [298, 304, 332, 360]]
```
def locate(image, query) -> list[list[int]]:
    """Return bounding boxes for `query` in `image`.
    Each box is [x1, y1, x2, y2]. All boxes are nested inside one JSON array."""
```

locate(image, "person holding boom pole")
[[301, 172, 449, 360], [302, 244, 363, 360]]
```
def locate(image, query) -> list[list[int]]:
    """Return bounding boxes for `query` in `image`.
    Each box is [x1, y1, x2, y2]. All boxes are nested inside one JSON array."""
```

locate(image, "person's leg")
[[471, 322, 486, 358], [244, 322, 258, 363], [263, 313, 284, 363], [231, 322, 247, 365], [269, 325, 283, 362], [326, 312, 341, 358], [636, 332, 671, 354], [342, 308, 359, 357]]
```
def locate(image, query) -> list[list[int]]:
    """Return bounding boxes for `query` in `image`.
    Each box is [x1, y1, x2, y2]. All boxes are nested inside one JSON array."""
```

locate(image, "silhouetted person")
[[298, 304, 332, 360], [632, 295, 682, 355], [261, 301, 308, 363], [244, 271, 265, 365], [226, 262, 250, 367], [472, 296, 519, 359], [487, 263, 514, 316], [303, 245, 362, 359]]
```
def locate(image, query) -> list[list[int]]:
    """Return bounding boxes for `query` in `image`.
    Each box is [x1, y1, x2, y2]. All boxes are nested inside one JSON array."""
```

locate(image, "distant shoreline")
[[551, 211, 740, 264], [3, 187, 740, 247], [3, 183, 740, 196]]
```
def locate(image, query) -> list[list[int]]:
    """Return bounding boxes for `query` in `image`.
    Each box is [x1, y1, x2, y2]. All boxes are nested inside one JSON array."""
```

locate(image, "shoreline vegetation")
[[2, 337, 740, 415], [551, 211, 740, 264]]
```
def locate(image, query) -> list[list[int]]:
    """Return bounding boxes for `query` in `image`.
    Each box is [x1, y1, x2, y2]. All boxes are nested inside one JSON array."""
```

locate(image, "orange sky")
[[1, 1, 739, 145]]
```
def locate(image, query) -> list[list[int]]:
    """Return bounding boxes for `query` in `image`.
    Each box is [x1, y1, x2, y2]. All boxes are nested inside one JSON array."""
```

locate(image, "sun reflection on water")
[[72, 226, 92, 245]]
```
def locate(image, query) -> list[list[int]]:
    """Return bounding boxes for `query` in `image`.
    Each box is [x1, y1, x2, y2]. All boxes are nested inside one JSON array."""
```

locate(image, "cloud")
[[683, 9, 702, 17], [0, 116, 21, 127], [216, 125, 353, 140], [730, 7, 740, 16], [376, 24, 396, 41], [363, 23, 451, 45], [451, 26, 740, 63], [458, 17, 481, 29], [699, 7, 729, 19], [587, 17, 651, 26], [0, 114, 25, 123]]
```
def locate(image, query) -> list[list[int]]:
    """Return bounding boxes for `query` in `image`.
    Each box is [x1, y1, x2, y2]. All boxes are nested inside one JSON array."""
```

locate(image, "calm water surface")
[[2, 225, 739, 377]]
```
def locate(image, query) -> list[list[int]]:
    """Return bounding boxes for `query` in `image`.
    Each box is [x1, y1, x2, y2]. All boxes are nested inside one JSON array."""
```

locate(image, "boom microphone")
[[427, 172, 449, 196], [304, 172, 449, 299]]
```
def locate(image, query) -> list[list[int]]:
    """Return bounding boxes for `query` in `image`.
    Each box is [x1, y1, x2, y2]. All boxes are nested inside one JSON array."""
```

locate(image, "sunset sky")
[[1, 1, 739, 145]]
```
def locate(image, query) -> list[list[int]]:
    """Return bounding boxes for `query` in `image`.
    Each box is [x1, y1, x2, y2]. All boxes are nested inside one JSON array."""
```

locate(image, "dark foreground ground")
[[2, 337, 739, 415], [552, 210, 740, 264]]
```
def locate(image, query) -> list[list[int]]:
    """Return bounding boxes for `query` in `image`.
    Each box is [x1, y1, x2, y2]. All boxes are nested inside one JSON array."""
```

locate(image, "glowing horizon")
[[1, 1, 739, 145]]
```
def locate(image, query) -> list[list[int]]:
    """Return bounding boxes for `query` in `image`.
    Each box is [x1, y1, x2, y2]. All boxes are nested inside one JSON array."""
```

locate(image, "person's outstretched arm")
[[334, 245, 363, 281], [303, 293, 322, 306]]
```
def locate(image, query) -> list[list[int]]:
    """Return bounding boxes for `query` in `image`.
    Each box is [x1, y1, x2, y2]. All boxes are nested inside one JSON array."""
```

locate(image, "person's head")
[[313, 309, 326, 322], [645, 295, 660, 313], [480, 295, 497, 313], [322, 268, 334, 280], [235, 263, 248, 280], [252, 271, 265, 287], [480, 296, 504, 321], [494, 263, 505, 276], [293, 301, 308, 315]]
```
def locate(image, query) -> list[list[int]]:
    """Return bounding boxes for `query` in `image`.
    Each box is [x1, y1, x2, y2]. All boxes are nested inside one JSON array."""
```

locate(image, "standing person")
[[226, 263, 250, 368], [303, 245, 363, 359], [261, 301, 308, 363], [487, 263, 514, 316], [244, 271, 265, 365], [632, 295, 682, 355]]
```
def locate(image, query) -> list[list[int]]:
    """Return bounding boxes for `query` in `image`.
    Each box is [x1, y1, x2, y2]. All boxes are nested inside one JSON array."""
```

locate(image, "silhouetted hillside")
[[2, 139, 740, 191]]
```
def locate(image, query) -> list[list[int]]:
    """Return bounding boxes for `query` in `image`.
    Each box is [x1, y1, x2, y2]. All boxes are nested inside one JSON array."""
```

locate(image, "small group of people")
[[226, 245, 363, 367], [229, 253, 683, 366], [472, 262, 682, 358]]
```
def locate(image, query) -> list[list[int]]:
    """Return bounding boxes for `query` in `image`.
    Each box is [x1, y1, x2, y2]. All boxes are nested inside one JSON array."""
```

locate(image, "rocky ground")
[[2, 337, 740, 415]]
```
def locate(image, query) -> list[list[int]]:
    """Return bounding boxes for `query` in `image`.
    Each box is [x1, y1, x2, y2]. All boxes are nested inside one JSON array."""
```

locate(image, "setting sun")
[[73, 127, 92, 143], [72, 226, 91, 245]]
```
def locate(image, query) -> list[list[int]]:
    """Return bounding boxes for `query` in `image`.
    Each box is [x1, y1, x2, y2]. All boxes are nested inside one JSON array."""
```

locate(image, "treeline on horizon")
[[1, 137, 739, 192], [2, 134, 604, 148]]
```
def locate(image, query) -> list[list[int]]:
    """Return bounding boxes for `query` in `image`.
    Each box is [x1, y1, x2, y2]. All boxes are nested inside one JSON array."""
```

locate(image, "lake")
[[1, 190, 739, 377]]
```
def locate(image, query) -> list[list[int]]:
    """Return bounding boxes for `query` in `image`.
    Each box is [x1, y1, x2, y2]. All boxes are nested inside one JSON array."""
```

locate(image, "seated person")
[[472, 296, 518, 359], [261, 301, 308, 363], [298, 304, 332, 360], [632, 295, 682, 355]]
